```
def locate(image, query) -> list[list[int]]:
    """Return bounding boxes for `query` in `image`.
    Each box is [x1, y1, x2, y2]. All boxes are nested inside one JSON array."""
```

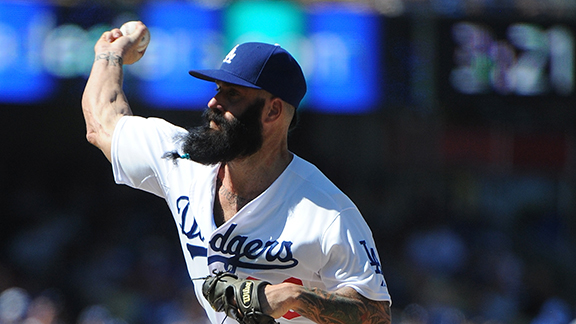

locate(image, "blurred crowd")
[[0, 285, 211, 324]]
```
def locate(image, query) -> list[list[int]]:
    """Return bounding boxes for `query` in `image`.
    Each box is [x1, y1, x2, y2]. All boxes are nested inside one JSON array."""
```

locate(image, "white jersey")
[[111, 116, 391, 324]]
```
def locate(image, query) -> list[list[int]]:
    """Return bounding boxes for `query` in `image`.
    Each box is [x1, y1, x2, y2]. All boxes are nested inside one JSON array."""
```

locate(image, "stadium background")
[[0, 0, 575, 323]]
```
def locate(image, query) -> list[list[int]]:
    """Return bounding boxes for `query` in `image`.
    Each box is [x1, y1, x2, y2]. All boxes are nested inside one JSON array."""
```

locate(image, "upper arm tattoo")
[[295, 287, 391, 324]]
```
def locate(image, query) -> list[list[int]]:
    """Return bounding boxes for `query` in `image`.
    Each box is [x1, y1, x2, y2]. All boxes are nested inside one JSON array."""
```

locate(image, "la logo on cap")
[[223, 44, 239, 64]]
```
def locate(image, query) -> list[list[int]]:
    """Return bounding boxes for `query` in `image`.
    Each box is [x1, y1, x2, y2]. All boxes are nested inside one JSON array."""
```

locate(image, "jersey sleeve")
[[111, 115, 187, 198], [319, 208, 391, 302]]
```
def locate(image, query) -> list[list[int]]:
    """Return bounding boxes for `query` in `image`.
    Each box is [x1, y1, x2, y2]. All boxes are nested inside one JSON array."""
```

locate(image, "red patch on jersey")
[[281, 277, 303, 319]]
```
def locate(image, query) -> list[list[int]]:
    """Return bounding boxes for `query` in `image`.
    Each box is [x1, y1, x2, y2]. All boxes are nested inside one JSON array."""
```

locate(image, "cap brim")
[[189, 69, 261, 90]]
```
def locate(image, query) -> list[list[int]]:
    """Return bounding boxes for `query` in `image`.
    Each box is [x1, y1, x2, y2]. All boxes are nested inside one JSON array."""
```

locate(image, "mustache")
[[203, 108, 227, 126]]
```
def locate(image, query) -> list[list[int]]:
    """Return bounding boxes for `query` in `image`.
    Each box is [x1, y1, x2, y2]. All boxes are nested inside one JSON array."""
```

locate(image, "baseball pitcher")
[[81, 21, 391, 324]]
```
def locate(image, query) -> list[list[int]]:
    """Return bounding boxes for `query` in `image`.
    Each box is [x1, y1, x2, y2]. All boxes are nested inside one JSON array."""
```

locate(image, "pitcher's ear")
[[264, 97, 283, 123]]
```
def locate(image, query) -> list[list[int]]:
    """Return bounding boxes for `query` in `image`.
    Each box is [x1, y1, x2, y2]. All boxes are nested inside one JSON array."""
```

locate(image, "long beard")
[[180, 98, 265, 165]]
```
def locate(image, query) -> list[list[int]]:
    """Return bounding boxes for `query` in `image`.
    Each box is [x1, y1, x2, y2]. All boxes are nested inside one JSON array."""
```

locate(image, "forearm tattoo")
[[95, 52, 123, 66], [295, 287, 391, 324]]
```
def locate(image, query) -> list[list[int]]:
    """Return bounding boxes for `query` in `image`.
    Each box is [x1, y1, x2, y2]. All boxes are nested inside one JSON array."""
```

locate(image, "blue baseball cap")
[[189, 42, 307, 109]]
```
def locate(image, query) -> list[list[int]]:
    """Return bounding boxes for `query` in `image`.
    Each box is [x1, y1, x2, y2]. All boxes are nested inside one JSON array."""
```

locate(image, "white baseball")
[[120, 21, 150, 52]]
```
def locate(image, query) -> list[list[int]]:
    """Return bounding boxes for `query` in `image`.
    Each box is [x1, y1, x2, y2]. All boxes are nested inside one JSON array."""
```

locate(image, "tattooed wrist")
[[95, 52, 123, 66]]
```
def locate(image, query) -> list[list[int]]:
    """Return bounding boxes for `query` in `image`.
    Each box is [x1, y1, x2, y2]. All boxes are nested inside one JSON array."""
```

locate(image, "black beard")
[[178, 98, 265, 165]]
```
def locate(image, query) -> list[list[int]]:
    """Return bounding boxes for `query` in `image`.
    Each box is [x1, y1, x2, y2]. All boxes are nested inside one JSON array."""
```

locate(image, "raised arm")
[[81, 21, 148, 161], [264, 284, 391, 324]]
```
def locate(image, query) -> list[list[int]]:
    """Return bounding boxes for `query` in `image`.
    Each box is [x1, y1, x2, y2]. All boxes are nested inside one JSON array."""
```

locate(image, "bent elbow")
[[85, 131, 113, 162], [86, 131, 99, 147]]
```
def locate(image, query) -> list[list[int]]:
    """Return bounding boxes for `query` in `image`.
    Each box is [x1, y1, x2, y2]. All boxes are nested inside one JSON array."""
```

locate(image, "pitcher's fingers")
[[101, 29, 123, 43], [110, 28, 123, 41]]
